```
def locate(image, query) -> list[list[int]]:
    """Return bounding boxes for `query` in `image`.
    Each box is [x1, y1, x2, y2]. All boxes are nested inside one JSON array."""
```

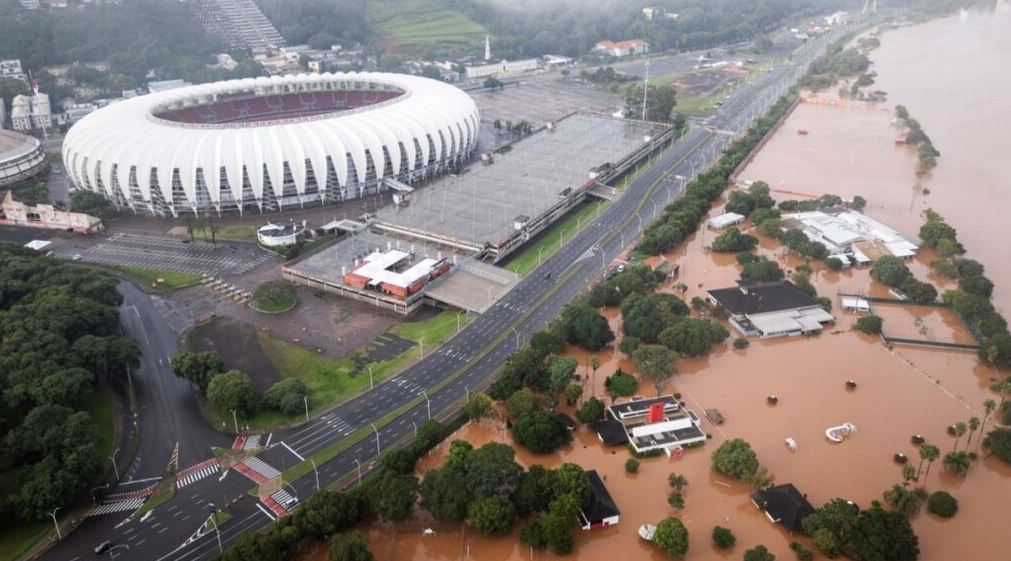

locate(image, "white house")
[[594, 39, 650, 57], [466, 58, 539, 80]]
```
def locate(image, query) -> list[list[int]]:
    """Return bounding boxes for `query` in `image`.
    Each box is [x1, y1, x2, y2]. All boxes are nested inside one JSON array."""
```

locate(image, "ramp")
[[426, 260, 519, 313]]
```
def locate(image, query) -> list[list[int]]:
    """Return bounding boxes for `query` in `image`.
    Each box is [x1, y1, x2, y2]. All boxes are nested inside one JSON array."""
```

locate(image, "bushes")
[[557, 300, 615, 351], [733, 337, 750, 349], [790, 541, 813, 561], [870, 256, 937, 303], [710, 439, 772, 487], [654, 517, 690, 558], [659, 318, 729, 357], [264, 378, 309, 416], [605, 369, 638, 398], [743, 545, 776, 561], [712, 526, 735, 549], [985, 427, 1011, 465], [738, 254, 785, 283], [625, 458, 639, 473], [711, 226, 759, 253], [576, 397, 606, 424], [926, 491, 958, 518], [206, 370, 259, 415], [855, 315, 883, 335]]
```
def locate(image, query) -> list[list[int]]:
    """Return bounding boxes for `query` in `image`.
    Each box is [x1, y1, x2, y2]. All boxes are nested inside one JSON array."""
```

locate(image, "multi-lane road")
[[40, 25, 845, 561]]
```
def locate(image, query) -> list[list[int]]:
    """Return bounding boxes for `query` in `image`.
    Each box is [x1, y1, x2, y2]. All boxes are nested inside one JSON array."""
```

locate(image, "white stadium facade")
[[62, 73, 480, 215]]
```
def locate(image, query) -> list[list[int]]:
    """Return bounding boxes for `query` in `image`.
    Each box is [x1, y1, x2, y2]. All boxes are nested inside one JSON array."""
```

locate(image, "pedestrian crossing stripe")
[[91, 498, 144, 517]]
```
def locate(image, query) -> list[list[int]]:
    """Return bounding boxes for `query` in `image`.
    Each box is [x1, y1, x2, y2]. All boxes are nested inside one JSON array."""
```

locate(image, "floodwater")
[[296, 11, 1011, 561]]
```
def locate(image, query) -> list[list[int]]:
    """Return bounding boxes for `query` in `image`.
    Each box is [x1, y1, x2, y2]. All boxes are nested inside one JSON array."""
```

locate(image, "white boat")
[[825, 422, 857, 443], [638, 524, 657, 541]]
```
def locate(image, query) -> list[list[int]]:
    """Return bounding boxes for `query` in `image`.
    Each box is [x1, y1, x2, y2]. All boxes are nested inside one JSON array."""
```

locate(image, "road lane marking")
[[281, 441, 305, 461]]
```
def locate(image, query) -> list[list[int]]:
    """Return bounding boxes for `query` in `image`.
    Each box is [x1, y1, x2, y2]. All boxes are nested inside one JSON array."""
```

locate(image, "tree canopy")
[[654, 516, 690, 557], [512, 410, 573, 453]]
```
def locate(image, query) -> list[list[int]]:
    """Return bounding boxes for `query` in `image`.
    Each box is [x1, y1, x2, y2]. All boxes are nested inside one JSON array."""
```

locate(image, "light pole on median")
[[422, 390, 431, 420], [370, 423, 380, 455], [368, 365, 374, 389], [303, 396, 309, 422], [354, 458, 362, 486], [207, 503, 223, 554], [48, 507, 61, 540], [310, 459, 320, 491], [511, 327, 520, 349], [232, 410, 239, 434], [411, 420, 418, 439], [108, 448, 120, 480]]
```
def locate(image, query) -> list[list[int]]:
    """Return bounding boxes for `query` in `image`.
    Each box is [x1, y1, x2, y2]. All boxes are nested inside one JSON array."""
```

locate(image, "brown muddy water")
[[297, 11, 1011, 561]]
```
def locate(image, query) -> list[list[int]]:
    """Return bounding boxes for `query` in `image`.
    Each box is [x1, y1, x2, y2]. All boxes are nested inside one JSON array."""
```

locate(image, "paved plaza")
[[51, 232, 275, 276], [471, 79, 620, 126]]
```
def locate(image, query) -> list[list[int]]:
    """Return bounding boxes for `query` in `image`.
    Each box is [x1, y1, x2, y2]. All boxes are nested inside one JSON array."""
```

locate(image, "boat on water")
[[639, 524, 657, 541], [825, 422, 857, 443]]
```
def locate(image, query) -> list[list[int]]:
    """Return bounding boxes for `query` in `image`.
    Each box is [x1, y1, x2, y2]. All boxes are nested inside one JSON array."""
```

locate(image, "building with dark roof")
[[579, 470, 620, 530], [750, 483, 816, 532], [708, 281, 835, 338]]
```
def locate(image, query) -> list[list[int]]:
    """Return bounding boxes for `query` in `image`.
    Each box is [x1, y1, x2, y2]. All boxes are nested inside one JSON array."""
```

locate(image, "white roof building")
[[783, 210, 918, 263], [707, 212, 746, 230]]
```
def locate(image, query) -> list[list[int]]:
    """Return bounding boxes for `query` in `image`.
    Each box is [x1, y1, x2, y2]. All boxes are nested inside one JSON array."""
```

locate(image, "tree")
[[558, 301, 615, 350], [518, 519, 547, 548], [712, 526, 735, 549], [950, 421, 967, 452], [464, 391, 495, 421], [882, 484, 922, 518], [624, 83, 677, 122], [981, 399, 997, 438], [966, 416, 980, 447], [625, 458, 639, 473], [740, 257, 785, 283], [915, 443, 938, 481], [659, 318, 729, 357], [368, 471, 417, 522], [733, 337, 750, 349], [605, 369, 638, 398], [467, 496, 515, 535], [942, 451, 971, 476], [511, 465, 551, 517], [711, 227, 759, 252], [850, 195, 867, 210], [870, 256, 912, 288], [512, 410, 572, 454], [69, 190, 110, 217], [296, 491, 366, 539], [329, 531, 375, 561], [848, 502, 920, 561], [855, 315, 883, 335], [206, 370, 258, 415], [530, 330, 566, 357], [826, 257, 844, 271], [926, 491, 957, 518], [507, 388, 542, 419], [563, 383, 583, 406], [546, 355, 578, 394], [466, 442, 522, 499], [263, 378, 308, 416], [711, 439, 759, 480], [483, 76, 505, 90], [986, 427, 1011, 465], [654, 517, 689, 558], [171, 351, 224, 391], [420, 465, 471, 522], [633, 344, 677, 395], [576, 397, 605, 424], [743, 545, 776, 561]]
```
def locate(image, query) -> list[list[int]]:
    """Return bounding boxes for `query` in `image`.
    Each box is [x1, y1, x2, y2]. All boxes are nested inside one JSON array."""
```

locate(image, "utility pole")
[[642, 61, 650, 121]]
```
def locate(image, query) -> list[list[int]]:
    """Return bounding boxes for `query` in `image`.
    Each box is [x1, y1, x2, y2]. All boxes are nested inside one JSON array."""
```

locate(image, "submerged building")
[[708, 281, 835, 338]]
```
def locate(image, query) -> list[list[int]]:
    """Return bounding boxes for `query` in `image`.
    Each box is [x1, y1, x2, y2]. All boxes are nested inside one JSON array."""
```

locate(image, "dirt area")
[[666, 66, 752, 99], [187, 317, 277, 392]]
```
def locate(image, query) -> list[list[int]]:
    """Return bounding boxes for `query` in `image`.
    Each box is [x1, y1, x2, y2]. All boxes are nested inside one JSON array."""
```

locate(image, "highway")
[[39, 26, 845, 561]]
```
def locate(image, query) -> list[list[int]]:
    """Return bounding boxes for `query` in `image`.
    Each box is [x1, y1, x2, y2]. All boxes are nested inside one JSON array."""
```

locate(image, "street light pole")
[[354, 458, 362, 486], [48, 508, 61, 540], [303, 396, 309, 422], [368, 365, 374, 390], [411, 420, 418, 439], [310, 459, 320, 491], [422, 390, 431, 420], [232, 410, 239, 434], [107, 449, 120, 480], [370, 423, 380, 454], [207, 504, 223, 554], [511, 327, 520, 349]]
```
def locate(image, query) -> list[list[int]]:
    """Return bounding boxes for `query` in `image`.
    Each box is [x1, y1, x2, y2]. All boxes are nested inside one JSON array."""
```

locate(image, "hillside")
[[367, 0, 487, 55]]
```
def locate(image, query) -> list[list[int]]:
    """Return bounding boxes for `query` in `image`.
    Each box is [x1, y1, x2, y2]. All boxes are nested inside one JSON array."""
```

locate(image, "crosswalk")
[[243, 457, 280, 480], [176, 460, 221, 489], [243, 435, 261, 450], [91, 498, 144, 517]]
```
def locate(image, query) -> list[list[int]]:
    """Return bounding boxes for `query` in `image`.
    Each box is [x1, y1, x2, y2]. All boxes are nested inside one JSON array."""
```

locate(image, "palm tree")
[[667, 473, 688, 492], [942, 451, 971, 476], [981, 398, 997, 435], [966, 416, 981, 447], [990, 377, 1011, 407], [883, 484, 922, 517], [919, 444, 940, 480], [950, 421, 967, 452], [590, 357, 601, 397]]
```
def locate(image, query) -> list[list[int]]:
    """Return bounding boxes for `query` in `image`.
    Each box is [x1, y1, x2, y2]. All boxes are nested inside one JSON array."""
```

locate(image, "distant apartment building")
[[642, 7, 678, 21], [9, 94, 52, 133], [594, 39, 650, 57], [18, 0, 41, 10], [190, 0, 286, 55], [465, 58, 539, 80], [0, 59, 27, 83], [0, 190, 103, 234], [0, 99, 7, 130], [147, 79, 192, 94]]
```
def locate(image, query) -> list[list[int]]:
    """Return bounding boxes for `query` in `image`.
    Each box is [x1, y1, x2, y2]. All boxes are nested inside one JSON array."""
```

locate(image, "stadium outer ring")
[[0, 130, 46, 187], [62, 72, 480, 216]]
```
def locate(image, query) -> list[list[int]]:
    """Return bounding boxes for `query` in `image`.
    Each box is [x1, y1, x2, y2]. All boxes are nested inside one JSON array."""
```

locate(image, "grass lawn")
[[368, 0, 486, 48], [0, 390, 116, 561], [211, 310, 470, 431], [212, 224, 257, 243], [137, 484, 175, 516], [504, 201, 608, 277], [117, 266, 203, 290]]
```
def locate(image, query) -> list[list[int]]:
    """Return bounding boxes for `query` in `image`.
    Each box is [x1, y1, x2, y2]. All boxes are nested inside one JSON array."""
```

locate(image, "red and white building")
[[0, 190, 103, 233], [342, 249, 450, 299], [594, 39, 650, 57]]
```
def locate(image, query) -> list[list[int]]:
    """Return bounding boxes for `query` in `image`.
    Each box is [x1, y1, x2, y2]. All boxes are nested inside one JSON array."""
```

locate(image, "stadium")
[[0, 130, 47, 187], [61, 73, 480, 216]]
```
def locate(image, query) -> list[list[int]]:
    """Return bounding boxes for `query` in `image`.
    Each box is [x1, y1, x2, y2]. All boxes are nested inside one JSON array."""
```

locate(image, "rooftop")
[[708, 281, 820, 316], [751, 483, 816, 532], [581, 470, 620, 524]]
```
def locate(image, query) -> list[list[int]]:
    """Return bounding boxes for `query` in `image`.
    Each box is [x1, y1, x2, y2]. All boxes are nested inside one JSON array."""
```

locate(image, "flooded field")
[[297, 10, 1010, 561]]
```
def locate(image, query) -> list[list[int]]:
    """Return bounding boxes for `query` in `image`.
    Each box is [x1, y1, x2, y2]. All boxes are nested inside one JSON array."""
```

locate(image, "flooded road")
[[297, 10, 1010, 561]]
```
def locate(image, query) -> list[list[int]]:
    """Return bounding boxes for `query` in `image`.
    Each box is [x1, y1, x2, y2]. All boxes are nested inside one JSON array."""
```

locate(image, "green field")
[[212, 224, 257, 243], [117, 266, 203, 290], [210, 310, 469, 430], [504, 201, 608, 277], [368, 0, 487, 50], [0, 390, 116, 561]]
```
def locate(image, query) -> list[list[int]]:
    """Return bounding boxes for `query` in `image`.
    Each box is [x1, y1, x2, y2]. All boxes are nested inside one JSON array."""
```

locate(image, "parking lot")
[[471, 79, 620, 128], [51, 232, 275, 276]]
